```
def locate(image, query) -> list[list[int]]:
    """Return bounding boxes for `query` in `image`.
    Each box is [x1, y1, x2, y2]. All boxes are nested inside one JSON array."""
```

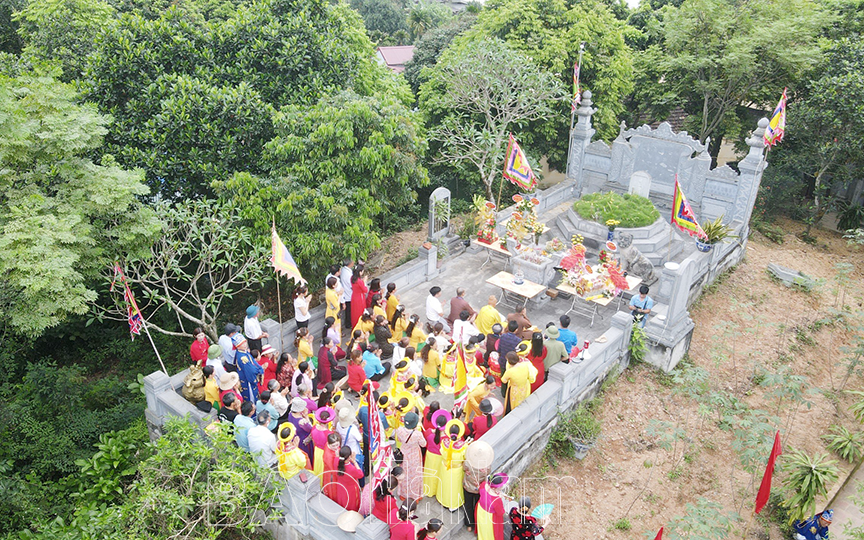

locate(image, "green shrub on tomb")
[[574, 192, 660, 228]]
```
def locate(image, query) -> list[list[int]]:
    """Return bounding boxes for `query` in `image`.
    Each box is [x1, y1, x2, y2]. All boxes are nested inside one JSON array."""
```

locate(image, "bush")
[[574, 192, 660, 228], [781, 449, 839, 524], [546, 403, 602, 460], [822, 425, 864, 462]]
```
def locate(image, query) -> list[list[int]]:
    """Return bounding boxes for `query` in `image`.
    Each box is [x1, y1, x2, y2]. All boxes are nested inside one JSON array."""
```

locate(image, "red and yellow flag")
[[503, 134, 537, 190], [671, 175, 706, 239], [763, 88, 787, 148]]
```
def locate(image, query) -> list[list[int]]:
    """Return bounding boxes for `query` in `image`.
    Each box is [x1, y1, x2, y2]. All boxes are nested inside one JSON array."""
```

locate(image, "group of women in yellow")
[[220, 259, 567, 540]]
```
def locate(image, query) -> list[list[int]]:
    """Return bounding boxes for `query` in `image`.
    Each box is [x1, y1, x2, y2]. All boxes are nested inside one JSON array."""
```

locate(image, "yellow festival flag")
[[271, 226, 306, 284]]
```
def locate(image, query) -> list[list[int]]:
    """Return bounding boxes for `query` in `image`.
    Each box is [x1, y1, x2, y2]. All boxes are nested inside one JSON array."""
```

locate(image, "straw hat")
[[336, 510, 364, 532], [218, 372, 239, 391], [464, 440, 494, 469], [261, 345, 277, 356], [338, 406, 356, 428]]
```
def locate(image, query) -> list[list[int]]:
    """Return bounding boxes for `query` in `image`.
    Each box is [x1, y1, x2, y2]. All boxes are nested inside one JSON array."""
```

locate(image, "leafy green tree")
[[407, 0, 452, 41], [96, 199, 271, 341], [758, 39, 864, 237], [419, 38, 565, 203], [403, 14, 475, 95], [350, 0, 409, 37], [466, 0, 636, 166], [657, 497, 739, 540], [218, 90, 429, 277], [645, 0, 827, 159], [14, 0, 114, 81], [0, 74, 157, 337], [0, 0, 24, 54], [84, 0, 402, 199]]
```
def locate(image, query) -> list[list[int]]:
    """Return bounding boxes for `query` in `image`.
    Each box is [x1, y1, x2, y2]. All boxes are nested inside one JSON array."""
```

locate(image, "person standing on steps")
[[629, 285, 654, 328]]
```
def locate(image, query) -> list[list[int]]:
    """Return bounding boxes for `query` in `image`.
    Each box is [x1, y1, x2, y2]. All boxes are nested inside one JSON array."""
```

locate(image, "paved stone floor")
[[828, 463, 864, 539]]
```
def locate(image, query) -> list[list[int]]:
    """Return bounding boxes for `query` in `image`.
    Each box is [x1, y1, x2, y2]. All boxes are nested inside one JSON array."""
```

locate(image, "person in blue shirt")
[[255, 391, 279, 432], [557, 315, 579, 354], [233, 334, 264, 402], [629, 285, 654, 328], [362, 343, 391, 381], [233, 401, 256, 451], [794, 509, 832, 540]]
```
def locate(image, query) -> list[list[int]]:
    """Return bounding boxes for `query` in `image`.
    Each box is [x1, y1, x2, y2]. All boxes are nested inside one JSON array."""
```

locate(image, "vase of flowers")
[[605, 219, 620, 242], [696, 215, 738, 253]]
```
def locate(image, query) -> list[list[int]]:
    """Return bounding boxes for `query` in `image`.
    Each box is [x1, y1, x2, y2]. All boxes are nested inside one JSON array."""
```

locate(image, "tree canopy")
[[0, 73, 157, 337]]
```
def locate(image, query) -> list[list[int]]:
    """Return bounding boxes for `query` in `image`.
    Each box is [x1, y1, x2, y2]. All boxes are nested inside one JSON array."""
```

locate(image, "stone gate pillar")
[[567, 90, 597, 199]]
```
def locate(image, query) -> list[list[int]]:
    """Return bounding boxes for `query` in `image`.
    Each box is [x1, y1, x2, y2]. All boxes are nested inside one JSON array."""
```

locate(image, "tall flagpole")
[[566, 42, 585, 179], [140, 318, 169, 375], [272, 219, 284, 352]]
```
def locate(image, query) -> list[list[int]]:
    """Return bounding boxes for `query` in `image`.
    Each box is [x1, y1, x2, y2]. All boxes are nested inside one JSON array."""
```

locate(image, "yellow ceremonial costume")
[[373, 305, 387, 320], [475, 305, 505, 336], [353, 317, 374, 335], [423, 447, 443, 497], [463, 383, 491, 423], [386, 294, 400, 320], [389, 316, 408, 343], [439, 345, 458, 393], [298, 338, 314, 363], [325, 288, 340, 324], [276, 423, 307, 480], [501, 360, 538, 411], [436, 426, 467, 511], [408, 328, 428, 350]]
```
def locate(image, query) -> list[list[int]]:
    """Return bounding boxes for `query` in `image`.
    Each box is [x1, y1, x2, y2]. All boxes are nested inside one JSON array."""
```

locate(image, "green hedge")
[[574, 192, 660, 228]]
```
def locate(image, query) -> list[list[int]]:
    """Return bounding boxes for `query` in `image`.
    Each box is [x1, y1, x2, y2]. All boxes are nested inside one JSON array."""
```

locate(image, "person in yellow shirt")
[[295, 328, 314, 364], [501, 351, 537, 413], [276, 422, 310, 480], [388, 305, 409, 343], [439, 343, 458, 393], [406, 315, 428, 350], [475, 296, 506, 336], [353, 309, 375, 335], [385, 282, 400, 320], [463, 375, 496, 423], [420, 337, 441, 388], [370, 293, 387, 320], [203, 365, 220, 406], [325, 277, 341, 335]]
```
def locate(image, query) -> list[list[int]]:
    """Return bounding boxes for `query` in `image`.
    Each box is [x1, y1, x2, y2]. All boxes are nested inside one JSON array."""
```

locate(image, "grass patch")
[[752, 219, 786, 243], [667, 466, 686, 481], [612, 518, 631, 531], [795, 327, 816, 346], [574, 192, 659, 228], [393, 247, 419, 266]]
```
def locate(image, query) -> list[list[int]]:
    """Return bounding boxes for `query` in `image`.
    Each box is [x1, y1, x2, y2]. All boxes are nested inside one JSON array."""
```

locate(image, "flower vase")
[[607, 230, 615, 242], [695, 238, 713, 252]]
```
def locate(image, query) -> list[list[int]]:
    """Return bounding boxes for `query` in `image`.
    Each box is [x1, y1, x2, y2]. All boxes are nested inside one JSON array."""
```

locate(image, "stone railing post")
[[568, 90, 597, 198], [418, 242, 438, 280]]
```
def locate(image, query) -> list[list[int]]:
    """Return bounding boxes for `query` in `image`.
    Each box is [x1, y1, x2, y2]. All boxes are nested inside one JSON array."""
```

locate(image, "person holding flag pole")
[[271, 221, 306, 352], [111, 263, 168, 375]]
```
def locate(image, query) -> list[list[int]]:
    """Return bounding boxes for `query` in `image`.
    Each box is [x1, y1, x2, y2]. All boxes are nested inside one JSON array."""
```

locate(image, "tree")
[[760, 39, 864, 238], [403, 14, 476, 95], [350, 0, 409, 37], [0, 0, 24, 54], [0, 74, 157, 337], [407, 0, 452, 41], [419, 38, 565, 202], [466, 0, 636, 167], [83, 0, 404, 199], [217, 90, 429, 278], [648, 0, 828, 159], [96, 199, 271, 341], [14, 0, 115, 81]]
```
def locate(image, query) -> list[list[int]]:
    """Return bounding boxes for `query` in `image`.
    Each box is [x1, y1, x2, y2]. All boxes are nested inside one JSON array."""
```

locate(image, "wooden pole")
[[276, 273, 283, 352]]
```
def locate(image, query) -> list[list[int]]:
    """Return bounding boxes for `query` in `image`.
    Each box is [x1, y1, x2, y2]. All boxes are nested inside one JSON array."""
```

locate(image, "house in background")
[[375, 46, 415, 73]]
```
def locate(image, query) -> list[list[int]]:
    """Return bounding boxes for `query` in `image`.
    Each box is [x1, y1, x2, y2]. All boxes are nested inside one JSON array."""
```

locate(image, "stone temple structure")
[[142, 90, 771, 540]]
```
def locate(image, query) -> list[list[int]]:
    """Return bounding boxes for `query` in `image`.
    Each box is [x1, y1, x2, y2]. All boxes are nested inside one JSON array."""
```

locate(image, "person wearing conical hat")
[[436, 419, 467, 511], [276, 422, 310, 479], [462, 441, 494, 533]]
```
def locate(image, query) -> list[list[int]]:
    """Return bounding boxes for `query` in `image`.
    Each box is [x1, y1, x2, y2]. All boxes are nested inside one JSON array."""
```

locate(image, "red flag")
[[654, 527, 663, 540], [367, 387, 392, 490], [754, 431, 783, 514]]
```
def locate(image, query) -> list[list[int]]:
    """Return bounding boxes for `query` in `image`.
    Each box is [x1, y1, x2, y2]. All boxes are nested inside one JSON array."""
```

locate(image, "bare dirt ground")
[[514, 219, 864, 539]]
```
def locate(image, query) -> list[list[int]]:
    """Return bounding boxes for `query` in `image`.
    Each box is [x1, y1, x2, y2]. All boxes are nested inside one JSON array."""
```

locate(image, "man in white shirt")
[[247, 411, 277, 469], [340, 258, 354, 332], [218, 324, 239, 371], [425, 286, 451, 333], [452, 310, 481, 343], [244, 305, 268, 352]]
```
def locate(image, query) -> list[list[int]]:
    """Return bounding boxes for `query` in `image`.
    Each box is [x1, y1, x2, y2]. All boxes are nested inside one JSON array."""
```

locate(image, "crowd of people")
[[182, 258, 598, 540]]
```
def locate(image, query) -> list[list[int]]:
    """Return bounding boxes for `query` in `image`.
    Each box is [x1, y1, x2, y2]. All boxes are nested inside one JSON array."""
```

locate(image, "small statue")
[[618, 233, 656, 284]]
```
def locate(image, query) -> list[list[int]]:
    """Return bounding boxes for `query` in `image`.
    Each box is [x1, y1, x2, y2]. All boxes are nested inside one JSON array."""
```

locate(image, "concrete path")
[[827, 461, 864, 539]]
